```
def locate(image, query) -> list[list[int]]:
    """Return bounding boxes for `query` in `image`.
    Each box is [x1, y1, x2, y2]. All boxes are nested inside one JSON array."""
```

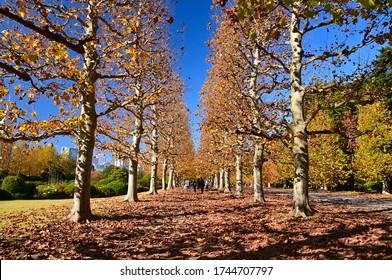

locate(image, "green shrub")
[[137, 172, 151, 191], [90, 184, 100, 197], [97, 185, 115, 197], [107, 180, 127, 195], [1, 176, 33, 199], [36, 185, 58, 199], [111, 168, 127, 182], [25, 181, 46, 187], [0, 170, 8, 180], [0, 188, 14, 200], [64, 181, 75, 197], [95, 178, 111, 187]]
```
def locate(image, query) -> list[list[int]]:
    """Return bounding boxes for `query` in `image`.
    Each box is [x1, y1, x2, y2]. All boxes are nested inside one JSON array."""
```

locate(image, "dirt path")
[[266, 188, 392, 216]]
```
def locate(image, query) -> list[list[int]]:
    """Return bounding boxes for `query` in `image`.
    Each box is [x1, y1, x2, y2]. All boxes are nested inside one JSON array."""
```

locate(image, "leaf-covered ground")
[[0, 187, 391, 260]]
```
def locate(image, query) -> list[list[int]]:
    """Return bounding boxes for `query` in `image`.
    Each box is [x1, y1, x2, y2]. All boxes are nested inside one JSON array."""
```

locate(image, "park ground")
[[0, 187, 391, 259]]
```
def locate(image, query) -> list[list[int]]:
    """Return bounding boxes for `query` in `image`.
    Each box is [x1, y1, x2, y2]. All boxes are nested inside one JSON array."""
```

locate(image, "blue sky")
[[173, 0, 216, 148]]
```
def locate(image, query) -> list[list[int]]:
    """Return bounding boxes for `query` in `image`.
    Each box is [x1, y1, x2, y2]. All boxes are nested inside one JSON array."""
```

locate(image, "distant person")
[[184, 179, 190, 192], [190, 179, 197, 192], [197, 177, 205, 194]]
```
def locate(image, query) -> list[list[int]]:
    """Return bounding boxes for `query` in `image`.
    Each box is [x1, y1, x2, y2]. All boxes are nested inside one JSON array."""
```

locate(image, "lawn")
[[0, 199, 73, 213]]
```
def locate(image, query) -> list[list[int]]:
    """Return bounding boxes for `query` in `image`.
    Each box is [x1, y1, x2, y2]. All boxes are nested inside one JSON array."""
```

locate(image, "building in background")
[[61, 147, 78, 161], [93, 152, 111, 171], [113, 153, 129, 169]]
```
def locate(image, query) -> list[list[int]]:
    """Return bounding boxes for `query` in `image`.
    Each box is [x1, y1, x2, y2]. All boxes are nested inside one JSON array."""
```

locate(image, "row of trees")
[[198, 0, 392, 216], [0, 0, 195, 222], [0, 142, 75, 180]]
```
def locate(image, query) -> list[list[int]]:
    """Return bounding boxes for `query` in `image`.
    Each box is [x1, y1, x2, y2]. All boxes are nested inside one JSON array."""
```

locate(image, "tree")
[[200, 4, 289, 201], [0, 0, 176, 221], [97, 0, 180, 201], [308, 110, 350, 190], [354, 102, 392, 193], [214, 0, 392, 216]]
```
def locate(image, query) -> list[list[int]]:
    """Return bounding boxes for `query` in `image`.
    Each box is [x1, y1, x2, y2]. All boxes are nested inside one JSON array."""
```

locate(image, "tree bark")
[[382, 174, 390, 194], [213, 172, 219, 189], [67, 1, 98, 223], [149, 104, 158, 195], [161, 157, 168, 190], [125, 158, 139, 202], [219, 168, 225, 192], [167, 163, 174, 189], [253, 141, 265, 203], [289, 4, 316, 216], [124, 103, 143, 202], [235, 154, 243, 197], [224, 168, 230, 193]]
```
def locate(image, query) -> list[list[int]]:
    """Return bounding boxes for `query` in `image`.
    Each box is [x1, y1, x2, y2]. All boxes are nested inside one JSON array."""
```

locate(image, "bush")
[[91, 184, 100, 198], [95, 167, 128, 196], [107, 180, 127, 196], [0, 170, 8, 180], [137, 172, 151, 192], [64, 181, 75, 197], [0, 188, 14, 200], [1, 176, 34, 199], [36, 185, 58, 199], [97, 185, 115, 197], [95, 178, 111, 187]]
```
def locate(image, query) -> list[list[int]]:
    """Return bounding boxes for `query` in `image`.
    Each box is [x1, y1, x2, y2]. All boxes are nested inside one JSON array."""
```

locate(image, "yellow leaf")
[[31, 111, 37, 117]]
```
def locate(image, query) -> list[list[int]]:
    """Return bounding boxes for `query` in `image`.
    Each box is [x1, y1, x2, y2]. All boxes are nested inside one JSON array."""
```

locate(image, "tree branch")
[[0, 7, 85, 54]]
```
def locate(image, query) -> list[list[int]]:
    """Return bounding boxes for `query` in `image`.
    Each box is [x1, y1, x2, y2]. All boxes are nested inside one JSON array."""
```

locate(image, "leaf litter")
[[0, 187, 391, 260]]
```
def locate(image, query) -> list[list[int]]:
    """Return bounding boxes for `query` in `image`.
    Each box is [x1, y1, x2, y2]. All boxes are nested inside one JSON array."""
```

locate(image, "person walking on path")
[[197, 177, 205, 194], [184, 179, 190, 193], [190, 179, 197, 192]]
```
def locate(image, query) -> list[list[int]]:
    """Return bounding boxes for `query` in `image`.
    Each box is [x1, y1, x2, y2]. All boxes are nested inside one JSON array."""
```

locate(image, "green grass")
[[0, 199, 73, 213], [0, 199, 73, 230]]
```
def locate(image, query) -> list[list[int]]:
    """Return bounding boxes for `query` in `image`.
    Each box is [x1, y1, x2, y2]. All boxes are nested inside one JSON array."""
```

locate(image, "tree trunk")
[[289, 5, 316, 216], [67, 2, 98, 222], [124, 159, 138, 202], [213, 172, 219, 189], [224, 168, 230, 193], [235, 154, 243, 197], [382, 174, 390, 194], [167, 163, 174, 189], [149, 158, 158, 194], [124, 105, 142, 202], [219, 168, 224, 192], [253, 141, 265, 203], [149, 104, 158, 195], [161, 157, 168, 190]]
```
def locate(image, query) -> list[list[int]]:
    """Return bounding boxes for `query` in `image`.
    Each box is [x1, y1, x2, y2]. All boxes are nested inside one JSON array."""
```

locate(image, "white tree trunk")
[[213, 172, 219, 189], [167, 163, 174, 189], [382, 175, 390, 194], [235, 154, 243, 197], [224, 168, 230, 193], [126, 158, 139, 202], [67, 2, 98, 222], [253, 141, 265, 203], [219, 168, 224, 192], [149, 104, 158, 195], [124, 102, 143, 202], [289, 5, 315, 216]]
